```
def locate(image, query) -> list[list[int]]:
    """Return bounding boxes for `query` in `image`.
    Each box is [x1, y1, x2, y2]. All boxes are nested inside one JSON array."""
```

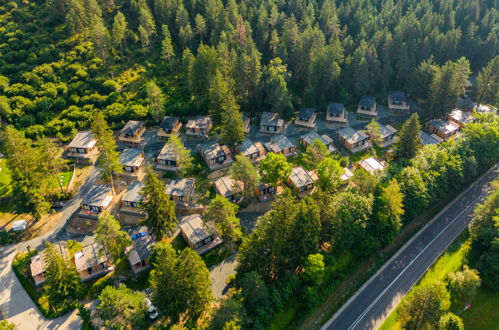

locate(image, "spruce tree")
[[91, 113, 122, 187], [475, 55, 499, 107], [167, 135, 192, 176], [393, 113, 422, 160], [140, 167, 177, 240], [112, 12, 127, 63], [161, 25, 175, 72], [146, 81, 165, 122]]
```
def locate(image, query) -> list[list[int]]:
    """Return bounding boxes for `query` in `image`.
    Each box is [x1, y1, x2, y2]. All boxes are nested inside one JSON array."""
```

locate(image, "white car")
[[145, 298, 158, 320]]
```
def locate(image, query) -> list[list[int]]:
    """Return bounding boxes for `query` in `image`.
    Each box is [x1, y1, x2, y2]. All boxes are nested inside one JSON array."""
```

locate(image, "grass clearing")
[[0, 158, 12, 198]]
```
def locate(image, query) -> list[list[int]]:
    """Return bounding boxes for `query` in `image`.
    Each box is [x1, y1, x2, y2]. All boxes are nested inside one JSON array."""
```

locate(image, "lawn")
[[0, 158, 13, 198], [47, 167, 74, 193], [201, 246, 231, 268], [379, 231, 498, 330]]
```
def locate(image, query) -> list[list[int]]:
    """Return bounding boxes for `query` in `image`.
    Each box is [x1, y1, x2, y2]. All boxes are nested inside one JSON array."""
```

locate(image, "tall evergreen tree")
[[91, 113, 122, 186], [393, 113, 422, 160], [161, 25, 175, 72], [475, 55, 499, 107], [146, 81, 165, 122], [112, 12, 128, 63], [230, 155, 259, 200], [140, 167, 177, 240], [264, 58, 294, 119], [167, 135, 193, 176], [37, 137, 68, 195], [95, 212, 131, 263]]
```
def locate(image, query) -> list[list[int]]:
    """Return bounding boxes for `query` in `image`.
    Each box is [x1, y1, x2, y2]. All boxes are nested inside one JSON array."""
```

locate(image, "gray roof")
[[359, 96, 376, 108], [122, 181, 145, 203], [201, 141, 229, 159], [74, 242, 108, 271], [420, 131, 442, 145], [120, 120, 144, 136], [157, 143, 178, 161], [429, 119, 460, 134], [301, 132, 332, 146], [377, 123, 397, 138], [187, 116, 211, 129], [327, 102, 345, 116], [120, 148, 144, 167], [166, 178, 195, 197], [126, 227, 154, 261], [159, 116, 180, 130], [180, 215, 213, 245], [289, 166, 315, 188], [298, 107, 316, 121], [265, 135, 294, 153], [69, 131, 96, 149], [449, 109, 473, 124], [238, 138, 260, 156], [81, 184, 113, 207], [337, 127, 369, 144], [389, 91, 406, 103], [260, 112, 284, 127]]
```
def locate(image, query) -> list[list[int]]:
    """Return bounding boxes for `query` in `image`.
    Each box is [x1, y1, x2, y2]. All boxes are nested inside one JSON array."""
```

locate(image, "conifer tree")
[[475, 55, 499, 107], [112, 12, 127, 63], [161, 25, 175, 72], [146, 81, 165, 122], [230, 155, 259, 200], [95, 212, 131, 263], [91, 113, 122, 187], [366, 119, 382, 146], [204, 195, 242, 251], [393, 113, 422, 160], [140, 167, 177, 240], [167, 135, 192, 176]]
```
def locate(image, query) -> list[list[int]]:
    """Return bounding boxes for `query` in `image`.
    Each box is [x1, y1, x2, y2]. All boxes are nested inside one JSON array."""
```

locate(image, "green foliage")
[[140, 167, 177, 240], [393, 113, 421, 161], [146, 80, 165, 122], [302, 139, 329, 170], [204, 194, 242, 251], [446, 266, 481, 304], [351, 167, 379, 196], [303, 254, 325, 286], [150, 242, 213, 322], [365, 120, 381, 146], [316, 157, 344, 192], [439, 312, 464, 330], [97, 284, 148, 329], [167, 135, 193, 176], [0, 320, 16, 330], [474, 55, 499, 107], [230, 155, 259, 200], [258, 152, 292, 188], [95, 212, 131, 263], [91, 113, 121, 182], [397, 281, 450, 330]]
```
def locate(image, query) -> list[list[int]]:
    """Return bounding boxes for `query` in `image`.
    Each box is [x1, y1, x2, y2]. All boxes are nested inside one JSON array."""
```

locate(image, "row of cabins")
[[335, 121, 397, 154]]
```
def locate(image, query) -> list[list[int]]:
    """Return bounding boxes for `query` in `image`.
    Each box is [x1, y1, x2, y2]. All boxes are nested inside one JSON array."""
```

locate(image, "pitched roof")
[[74, 242, 108, 272], [260, 112, 284, 127], [180, 215, 213, 245], [69, 131, 96, 149], [337, 127, 369, 144], [341, 168, 354, 182], [238, 138, 264, 156], [449, 109, 473, 124], [126, 227, 154, 264], [201, 141, 230, 159], [120, 148, 144, 167], [120, 120, 144, 136], [81, 184, 113, 207], [420, 131, 442, 145], [30, 242, 69, 276], [157, 143, 178, 161], [214, 175, 243, 198], [297, 107, 316, 121], [327, 102, 345, 116], [265, 135, 294, 153], [289, 166, 316, 188], [377, 123, 397, 138], [122, 181, 145, 204], [166, 178, 195, 197], [159, 116, 180, 130], [359, 96, 376, 108], [186, 116, 211, 129], [358, 157, 385, 174], [428, 119, 460, 134], [301, 132, 333, 146], [389, 91, 406, 103]]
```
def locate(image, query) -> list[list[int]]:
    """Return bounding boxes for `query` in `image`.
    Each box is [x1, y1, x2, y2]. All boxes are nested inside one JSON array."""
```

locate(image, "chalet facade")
[[237, 138, 266, 162], [80, 184, 114, 219], [295, 107, 317, 129], [388, 91, 410, 112], [255, 182, 277, 201], [299, 132, 336, 153], [74, 242, 113, 281], [264, 135, 296, 157], [180, 215, 223, 255], [371, 123, 397, 147], [186, 116, 212, 137], [426, 119, 460, 140], [119, 120, 145, 145], [67, 131, 98, 163], [336, 127, 370, 153], [119, 148, 145, 180], [157, 116, 182, 139], [156, 143, 179, 172], [260, 112, 284, 134], [200, 141, 233, 170], [120, 181, 145, 217], [326, 102, 348, 127], [214, 175, 244, 203], [357, 97, 377, 118]]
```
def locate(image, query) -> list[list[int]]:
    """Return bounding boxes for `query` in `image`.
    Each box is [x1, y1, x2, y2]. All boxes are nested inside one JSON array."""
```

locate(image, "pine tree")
[[194, 14, 207, 42], [43, 242, 81, 307], [393, 113, 422, 160], [288, 198, 320, 268], [264, 58, 294, 119], [140, 167, 177, 240], [112, 12, 127, 64], [167, 135, 192, 176], [475, 55, 499, 107], [91, 113, 122, 186], [37, 137, 68, 194], [204, 195, 242, 251], [220, 106, 246, 148], [95, 212, 131, 263], [161, 25, 175, 72], [230, 155, 259, 200], [146, 81, 165, 122]]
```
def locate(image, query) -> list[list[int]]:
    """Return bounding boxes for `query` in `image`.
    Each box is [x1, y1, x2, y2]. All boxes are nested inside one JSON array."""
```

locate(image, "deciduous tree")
[[95, 212, 131, 263], [204, 195, 242, 251], [98, 284, 148, 329], [230, 155, 259, 200], [146, 81, 165, 122], [302, 139, 329, 169], [316, 157, 344, 192], [258, 152, 292, 188], [166, 135, 193, 176]]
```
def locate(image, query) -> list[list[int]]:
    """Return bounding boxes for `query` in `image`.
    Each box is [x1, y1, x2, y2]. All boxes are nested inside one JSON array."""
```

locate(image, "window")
[[99, 262, 106, 269]]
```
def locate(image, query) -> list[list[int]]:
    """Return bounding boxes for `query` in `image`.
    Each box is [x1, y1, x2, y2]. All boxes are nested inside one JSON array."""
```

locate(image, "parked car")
[[51, 201, 64, 209], [145, 298, 158, 320]]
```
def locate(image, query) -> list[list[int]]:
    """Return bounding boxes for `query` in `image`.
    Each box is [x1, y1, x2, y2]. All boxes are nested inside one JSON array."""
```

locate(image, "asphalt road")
[[321, 164, 498, 330]]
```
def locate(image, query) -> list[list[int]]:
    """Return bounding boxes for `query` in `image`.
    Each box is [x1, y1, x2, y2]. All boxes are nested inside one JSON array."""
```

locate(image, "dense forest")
[[0, 0, 497, 138]]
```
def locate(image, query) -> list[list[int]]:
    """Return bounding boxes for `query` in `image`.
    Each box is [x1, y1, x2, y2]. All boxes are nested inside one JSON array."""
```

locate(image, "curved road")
[[322, 164, 498, 330], [0, 166, 100, 329]]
